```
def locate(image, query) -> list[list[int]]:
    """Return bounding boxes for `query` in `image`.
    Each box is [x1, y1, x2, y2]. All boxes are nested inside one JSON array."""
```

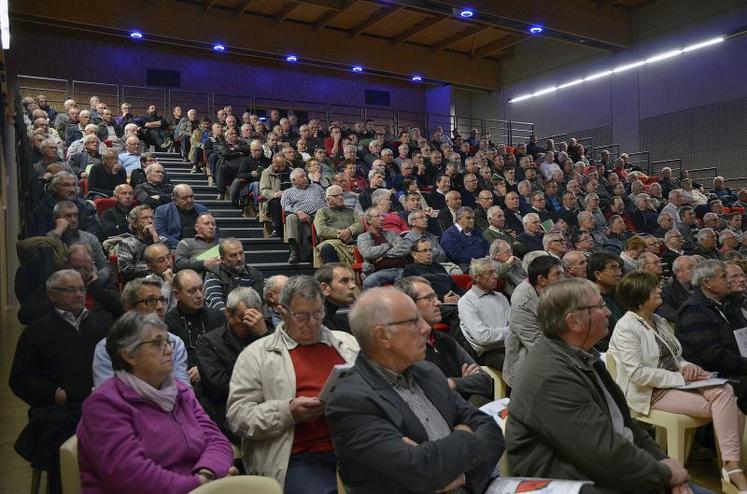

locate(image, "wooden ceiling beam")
[[349, 5, 405, 38], [275, 2, 302, 23], [595, 0, 623, 8], [314, 0, 359, 30], [234, 0, 256, 16], [431, 25, 493, 53], [391, 14, 446, 45], [203, 0, 217, 12], [469, 33, 526, 60]]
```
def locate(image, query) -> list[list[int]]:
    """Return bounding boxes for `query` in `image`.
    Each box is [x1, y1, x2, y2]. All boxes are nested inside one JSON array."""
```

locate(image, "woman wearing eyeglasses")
[[77, 311, 235, 493], [609, 272, 747, 493]]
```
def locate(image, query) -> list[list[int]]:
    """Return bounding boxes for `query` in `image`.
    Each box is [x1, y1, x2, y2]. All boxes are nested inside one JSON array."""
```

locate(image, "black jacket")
[[134, 181, 174, 209], [426, 331, 492, 401], [677, 288, 747, 377], [101, 205, 131, 238], [323, 298, 351, 333], [656, 278, 691, 322], [165, 305, 226, 367], [29, 194, 103, 240]]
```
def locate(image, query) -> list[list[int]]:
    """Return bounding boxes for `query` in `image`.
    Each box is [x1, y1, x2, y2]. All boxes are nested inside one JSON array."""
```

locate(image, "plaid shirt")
[[280, 183, 327, 214]]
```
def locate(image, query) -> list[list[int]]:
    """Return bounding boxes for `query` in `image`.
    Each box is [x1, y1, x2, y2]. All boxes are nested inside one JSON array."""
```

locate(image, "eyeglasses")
[[415, 292, 438, 303], [289, 309, 326, 323], [414, 248, 433, 253], [50, 286, 86, 294], [134, 296, 167, 307], [575, 302, 607, 312], [383, 315, 422, 329], [135, 337, 173, 353]]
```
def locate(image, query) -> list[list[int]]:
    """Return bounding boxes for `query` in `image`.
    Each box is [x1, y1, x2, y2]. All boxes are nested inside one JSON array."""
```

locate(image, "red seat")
[[80, 178, 89, 195], [94, 197, 116, 217], [451, 274, 473, 292]]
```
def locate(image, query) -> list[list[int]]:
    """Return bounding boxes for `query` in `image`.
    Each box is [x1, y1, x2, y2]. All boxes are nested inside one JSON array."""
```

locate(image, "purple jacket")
[[77, 376, 233, 494]]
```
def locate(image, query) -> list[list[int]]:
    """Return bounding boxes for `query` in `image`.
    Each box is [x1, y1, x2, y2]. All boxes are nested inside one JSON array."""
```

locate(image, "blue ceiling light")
[[130, 31, 143, 39], [411, 75, 422, 82], [352, 65, 364, 73], [459, 8, 475, 18], [529, 25, 543, 34], [213, 44, 225, 52], [286, 55, 298, 62]]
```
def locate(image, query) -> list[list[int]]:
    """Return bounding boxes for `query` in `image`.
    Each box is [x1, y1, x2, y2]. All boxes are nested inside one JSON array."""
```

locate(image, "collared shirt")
[[278, 325, 334, 350], [280, 183, 327, 214], [454, 223, 473, 236], [119, 152, 142, 175], [55, 307, 89, 331], [366, 357, 451, 442], [458, 285, 511, 354]]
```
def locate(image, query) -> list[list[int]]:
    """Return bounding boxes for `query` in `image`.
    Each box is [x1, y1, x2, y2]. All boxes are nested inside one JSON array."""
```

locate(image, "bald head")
[[562, 250, 588, 278]]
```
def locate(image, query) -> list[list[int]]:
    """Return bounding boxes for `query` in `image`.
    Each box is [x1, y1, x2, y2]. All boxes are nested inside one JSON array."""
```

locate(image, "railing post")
[[507, 121, 513, 146]]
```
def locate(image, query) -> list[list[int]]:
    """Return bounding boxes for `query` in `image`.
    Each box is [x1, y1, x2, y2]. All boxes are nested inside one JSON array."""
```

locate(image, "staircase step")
[[219, 226, 266, 238], [211, 209, 243, 218], [249, 262, 315, 276], [244, 249, 291, 263], [198, 200, 241, 210], [192, 184, 219, 193]]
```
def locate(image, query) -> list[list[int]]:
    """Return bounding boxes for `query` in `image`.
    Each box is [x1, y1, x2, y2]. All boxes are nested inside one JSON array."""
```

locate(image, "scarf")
[[116, 370, 178, 412]]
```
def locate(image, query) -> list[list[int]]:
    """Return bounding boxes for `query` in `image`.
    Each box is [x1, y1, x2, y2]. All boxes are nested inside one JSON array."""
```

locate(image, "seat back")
[[59, 435, 81, 494], [188, 476, 282, 494], [94, 197, 116, 217]]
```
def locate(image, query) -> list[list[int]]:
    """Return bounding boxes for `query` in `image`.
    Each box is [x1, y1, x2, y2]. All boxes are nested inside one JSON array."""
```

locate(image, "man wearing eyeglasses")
[[10, 270, 113, 493], [326, 287, 503, 493], [92, 277, 189, 388], [227, 275, 359, 492]]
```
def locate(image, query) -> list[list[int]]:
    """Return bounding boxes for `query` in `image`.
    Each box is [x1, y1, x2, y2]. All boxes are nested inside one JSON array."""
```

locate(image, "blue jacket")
[[440, 225, 489, 265], [155, 202, 208, 249]]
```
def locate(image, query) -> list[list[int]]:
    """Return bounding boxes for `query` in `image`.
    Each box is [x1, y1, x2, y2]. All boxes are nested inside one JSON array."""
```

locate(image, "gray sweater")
[[175, 237, 219, 273]]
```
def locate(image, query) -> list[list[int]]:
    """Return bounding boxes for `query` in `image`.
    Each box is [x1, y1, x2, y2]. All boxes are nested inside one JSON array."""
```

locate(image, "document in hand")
[[195, 244, 220, 260], [486, 478, 592, 494], [318, 363, 354, 403], [480, 398, 510, 426], [734, 327, 747, 357], [676, 377, 735, 390]]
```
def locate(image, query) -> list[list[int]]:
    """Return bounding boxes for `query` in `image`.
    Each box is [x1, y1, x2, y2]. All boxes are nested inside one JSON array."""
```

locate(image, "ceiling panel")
[[285, 3, 331, 23], [365, 10, 427, 38], [449, 28, 504, 52], [325, 2, 379, 30], [407, 19, 464, 45]]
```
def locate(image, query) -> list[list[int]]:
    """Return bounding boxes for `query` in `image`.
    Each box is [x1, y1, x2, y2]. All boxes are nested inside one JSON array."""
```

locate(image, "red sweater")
[[289, 343, 345, 455]]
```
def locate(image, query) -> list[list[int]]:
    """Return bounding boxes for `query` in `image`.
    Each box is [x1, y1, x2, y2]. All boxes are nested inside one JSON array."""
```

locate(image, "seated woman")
[[609, 271, 747, 492], [77, 312, 235, 494]]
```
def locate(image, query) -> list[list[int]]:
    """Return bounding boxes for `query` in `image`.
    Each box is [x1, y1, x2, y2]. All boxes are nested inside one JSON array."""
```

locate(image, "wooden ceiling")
[[9, 0, 653, 91]]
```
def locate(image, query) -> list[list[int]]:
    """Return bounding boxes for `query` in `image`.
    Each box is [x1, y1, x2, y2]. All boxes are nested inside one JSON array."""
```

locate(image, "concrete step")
[[249, 262, 315, 276], [198, 199, 242, 210], [211, 209, 243, 218], [218, 226, 265, 238], [244, 249, 291, 263]]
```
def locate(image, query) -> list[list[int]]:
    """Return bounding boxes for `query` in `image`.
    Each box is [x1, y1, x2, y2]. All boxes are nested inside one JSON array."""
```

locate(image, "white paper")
[[734, 327, 747, 357], [480, 398, 510, 427], [676, 377, 733, 390], [486, 477, 592, 494]]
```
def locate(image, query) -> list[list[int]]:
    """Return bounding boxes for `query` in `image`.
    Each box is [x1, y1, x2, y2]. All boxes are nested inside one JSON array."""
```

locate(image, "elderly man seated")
[[117, 205, 167, 282], [259, 153, 292, 238], [490, 239, 527, 297], [562, 249, 588, 278], [281, 168, 327, 264], [68, 132, 105, 177], [118, 135, 144, 175], [143, 243, 177, 310], [458, 257, 511, 367], [657, 255, 696, 322], [203, 238, 264, 311], [135, 163, 174, 209], [154, 184, 207, 250], [87, 148, 126, 197], [506, 278, 695, 493], [174, 212, 221, 274], [632, 194, 660, 234], [10, 270, 113, 493], [516, 212, 545, 253], [482, 205, 515, 244], [440, 206, 489, 269], [402, 239, 462, 303], [29, 171, 103, 239], [400, 210, 447, 262], [227, 276, 359, 492], [101, 184, 134, 238], [436, 190, 462, 231], [313, 185, 364, 266], [357, 207, 410, 288], [196, 286, 268, 433], [326, 286, 503, 493], [693, 227, 720, 259]]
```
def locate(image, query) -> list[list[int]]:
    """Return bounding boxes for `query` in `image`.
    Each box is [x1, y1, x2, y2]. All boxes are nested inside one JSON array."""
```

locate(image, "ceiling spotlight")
[[213, 44, 225, 52], [459, 9, 475, 18], [352, 65, 364, 73], [529, 25, 543, 34], [411, 75, 422, 82], [130, 31, 143, 39], [286, 55, 298, 62]]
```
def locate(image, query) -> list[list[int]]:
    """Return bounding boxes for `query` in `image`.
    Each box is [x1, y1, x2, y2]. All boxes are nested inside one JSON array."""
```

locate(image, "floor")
[[0, 308, 727, 493]]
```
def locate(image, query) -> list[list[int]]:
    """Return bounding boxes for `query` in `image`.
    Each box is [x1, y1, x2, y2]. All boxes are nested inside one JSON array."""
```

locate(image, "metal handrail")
[[650, 158, 683, 175], [593, 144, 621, 161]]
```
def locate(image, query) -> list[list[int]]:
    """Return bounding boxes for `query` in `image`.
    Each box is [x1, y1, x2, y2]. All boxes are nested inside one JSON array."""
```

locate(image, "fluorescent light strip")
[[509, 35, 724, 103], [0, 0, 9, 49]]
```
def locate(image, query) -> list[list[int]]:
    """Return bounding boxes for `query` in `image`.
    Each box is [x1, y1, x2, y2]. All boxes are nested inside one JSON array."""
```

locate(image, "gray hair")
[[368, 170, 384, 181], [263, 275, 289, 299], [52, 200, 77, 219], [489, 239, 511, 257], [407, 210, 427, 226], [172, 183, 193, 200], [455, 206, 474, 222], [82, 134, 99, 145], [469, 257, 495, 277], [121, 277, 163, 309], [226, 287, 262, 312], [394, 276, 431, 302], [691, 259, 725, 288], [577, 211, 593, 224], [664, 229, 681, 242], [50, 171, 77, 191], [657, 212, 673, 226], [538, 278, 599, 337], [106, 312, 168, 372], [363, 207, 382, 222], [719, 229, 737, 242], [145, 163, 163, 174], [522, 212, 540, 226], [487, 206, 504, 219], [280, 275, 324, 309], [102, 148, 118, 161], [380, 148, 393, 157], [348, 287, 401, 354], [370, 188, 391, 206], [523, 250, 550, 272], [672, 255, 694, 273], [290, 168, 307, 181], [542, 232, 564, 251], [697, 228, 716, 242], [127, 205, 152, 230], [46, 269, 83, 291]]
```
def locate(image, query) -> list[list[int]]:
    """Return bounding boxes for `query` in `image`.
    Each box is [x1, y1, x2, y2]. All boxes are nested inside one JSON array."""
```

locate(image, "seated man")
[[259, 153, 292, 238], [357, 207, 410, 288], [101, 184, 135, 238], [657, 255, 696, 322], [174, 212, 221, 274], [489, 239, 527, 297], [47, 201, 111, 284], [562, 250, 588, 278], [631, 193, 659, 234], [116, 205, 166, 282], [87, 148, 126, 197], [196, 286, 268, 434], [638, 252, 664, 281], [458, 257, 511, 367], [29, 171, 103, 239], [92, 277, 189, 387], [66, 243, 124, 318], [281, 168, 327, 263], [436, 190, 461, 231], [508, 277, 695, 493], [396, 276, 492, 404], [165, 268, 226, 388], [154, 184, 207, 250], [588, 251, 625, 351], [203, 238, 264, 311], [134, 162, 174, 209], [10, 270, 113, 493], [693, 227, 720, 259], [440, 207, 489, 269], [68, 132, 105, 177], [315, 263, 357, 333], [402, 239, 462, 302], [400, 210, 447, 262], [502, 255, 563, 388], [143, 243, 177, 310], [313, 185, 364, 266], [515, 212, 544, 253], [327, 287, 503, 494], [482, 205, 515, 245], [118, 135, 143, 176], [227, 276, 360, 492]]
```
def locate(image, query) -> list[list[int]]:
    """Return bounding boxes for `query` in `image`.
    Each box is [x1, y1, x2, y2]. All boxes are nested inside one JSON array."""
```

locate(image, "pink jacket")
[[77, 377, 233, 494]]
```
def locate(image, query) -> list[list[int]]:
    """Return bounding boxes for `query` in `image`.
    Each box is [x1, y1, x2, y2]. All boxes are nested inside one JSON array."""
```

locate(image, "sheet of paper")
[[480, 398, 510, 426], [734, 327, 747, 357], [676, 377, 734, 390], [195, 244, 220, 260], [486, 477, 592, 494]]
